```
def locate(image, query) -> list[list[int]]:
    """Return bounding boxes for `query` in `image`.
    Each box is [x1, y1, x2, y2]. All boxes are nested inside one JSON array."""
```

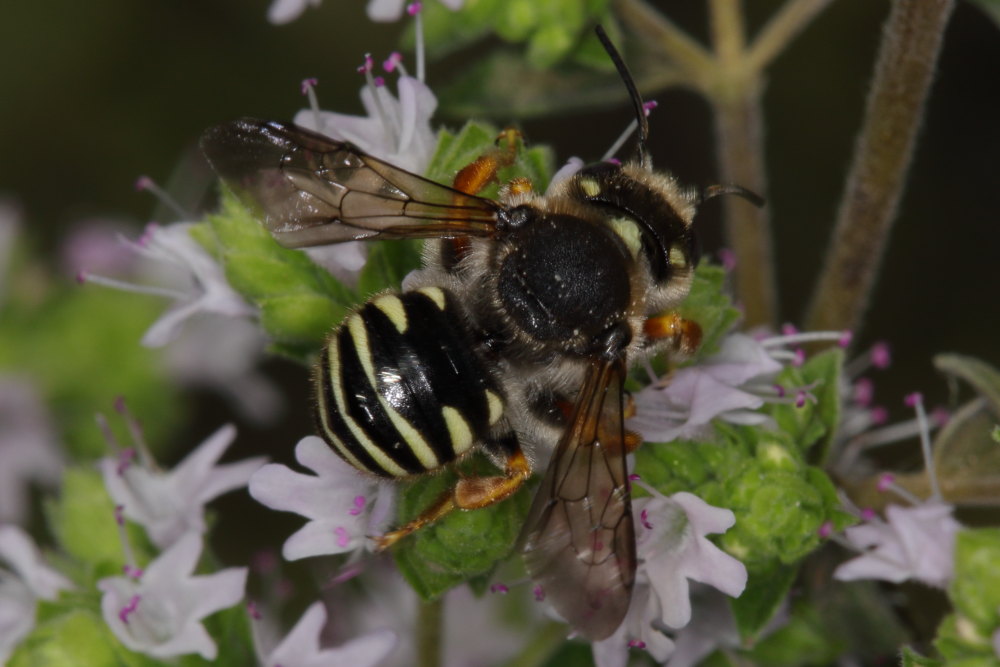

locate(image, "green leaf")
[[46, 467, 152, 572], [0, 285, 180, 460], [900, 646, 945, 667], [934, 612, 1000, 665], [929, 398, 1000, 506], [768, 347, 844, 461], [966, 0, 1000, 30], [949, 528, 1000, 631], [203, 189, 358, 356], [356, 239, 424, 298], [730, 559, 800, 640], [392, 456, 531, 600], [934, 353, 1000, 416], [743, 600, 846, 665], [8, 608, 154, 667], [677, 263, 741, 359]]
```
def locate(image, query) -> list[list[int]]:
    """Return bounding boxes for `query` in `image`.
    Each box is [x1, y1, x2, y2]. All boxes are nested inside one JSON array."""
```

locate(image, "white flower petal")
[[171, 424, 236, 493], [143, 532, 201, 586], [282, 519, 365, 560], [366, 0, 405, 21], [0, 525, 72, 600]]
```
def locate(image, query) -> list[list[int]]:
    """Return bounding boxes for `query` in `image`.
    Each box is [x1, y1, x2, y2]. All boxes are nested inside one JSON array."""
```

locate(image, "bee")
[[201, 27, 760, 640]]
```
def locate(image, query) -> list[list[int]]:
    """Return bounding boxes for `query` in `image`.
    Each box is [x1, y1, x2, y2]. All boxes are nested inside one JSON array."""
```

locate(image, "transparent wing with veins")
[[520, 357, 636, 641], [200, 118, 501, 248]]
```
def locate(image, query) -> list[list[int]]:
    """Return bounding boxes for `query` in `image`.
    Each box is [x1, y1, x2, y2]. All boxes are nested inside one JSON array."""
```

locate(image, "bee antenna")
[[700, 183, 765, 208], [594, 25, 650, 169]]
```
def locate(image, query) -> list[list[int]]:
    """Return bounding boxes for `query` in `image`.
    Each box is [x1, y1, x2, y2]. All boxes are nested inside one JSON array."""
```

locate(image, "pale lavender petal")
[[148, 620, 218, 660], [282, 519, 366, 560], [0, 525, 72, 599], [673, 493, 735, 535], [591, 624, 628, 667], [317, 628, 398, 666], [249, 463, 357, 520], [267, 601, 326, 663], [141, 299, 202, 347], [366, 0, 406, 21], [195, 457, 267, 505], [295, 435, 358, 479], [171, 424, 237, 494], [143, 532, 202, 586], [546, 157, 584, 194], [268, 0, 310, 24], [186, 567, 248, 621]]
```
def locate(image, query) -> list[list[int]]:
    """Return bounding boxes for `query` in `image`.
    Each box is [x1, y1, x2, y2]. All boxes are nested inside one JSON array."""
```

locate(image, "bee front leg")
[[371, 431, 531, 551], [643, 312, 702, 357]]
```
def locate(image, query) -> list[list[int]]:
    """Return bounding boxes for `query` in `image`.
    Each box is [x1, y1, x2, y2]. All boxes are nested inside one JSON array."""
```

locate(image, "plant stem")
[[501, 622, 568, 667], [708, 0, 777, 329], [747, 0, 835, 72], [805, 0, 955, 335], [416, 597, 443, 667], [614, 0, 715, 85]]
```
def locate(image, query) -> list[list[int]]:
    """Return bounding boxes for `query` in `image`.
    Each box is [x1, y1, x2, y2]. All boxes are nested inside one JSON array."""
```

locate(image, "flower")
[[833, 501, 961, 587], [101, 422, 266, 549], [0, 525, 73, 663], [98, 532, 247, 660], [629, 333, 784, 443], [0, 379, 63, 523], [261, 601, 397, 667], [81, 222, 255, 347], [593, 490, 747, 667], [267, 0, 321, 24], [249, 436, 394, 561], [294, 74, 438, 176], [367, 0, 464, 22]]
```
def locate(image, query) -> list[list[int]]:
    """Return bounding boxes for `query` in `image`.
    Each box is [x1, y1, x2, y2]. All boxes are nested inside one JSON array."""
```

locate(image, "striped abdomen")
[[315, 286, 505, 478]]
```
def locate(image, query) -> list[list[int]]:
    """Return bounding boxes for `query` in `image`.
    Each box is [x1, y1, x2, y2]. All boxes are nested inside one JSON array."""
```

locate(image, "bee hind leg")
[[371, 432, 531, 551], [643, 312, 702, 357]]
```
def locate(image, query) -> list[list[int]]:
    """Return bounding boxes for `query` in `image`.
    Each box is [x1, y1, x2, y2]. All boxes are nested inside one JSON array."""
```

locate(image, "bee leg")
[[643, 312, 702, 357], [442, 129, 528, 270], [371, 433, 531, 551]]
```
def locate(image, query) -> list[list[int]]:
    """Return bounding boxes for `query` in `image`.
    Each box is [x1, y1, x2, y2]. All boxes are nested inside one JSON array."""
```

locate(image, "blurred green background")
[[2, 0, 998, 425]]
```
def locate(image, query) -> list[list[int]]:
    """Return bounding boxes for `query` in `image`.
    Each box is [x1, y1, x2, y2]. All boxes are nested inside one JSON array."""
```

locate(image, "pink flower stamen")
[[781, 323, 798, 336], [373, 76, 385, 88], [247, 599, 262, 620], [870, 405, 889, 425], [792, 348, 806, 367], [383, 52, 403, 72], [489, 583, 509, 594], [773, 384, 786, 398], [119, 594, 141, 624], [853, 378, 874, 406], [300, 77, 318, 95], [817, 520, 833, 538], [357, 53, 374, 74], [838, 330, 854, 348], [628, 639, 647, 649], [116, 448, 136, 475], [75, 269, 87, 284], [871, 342, 891, 369], [407, 2, 422, 15], [640, 509, 653, 530], [642, 100, 658, 115], [114, 504, 126, 526], [860, 508, 876, 521], [904, 392, 923, 408], [123, 564, 143, 579], [333, 526, 350, 548], [607, 157, 622, 166], [134, 175, 153, 192], [330, 562, 365, 585], [877, 473, 895, 492], [349, 495, 366, 516], [628, 473, 641, 481], [533, 585, 545, 601]]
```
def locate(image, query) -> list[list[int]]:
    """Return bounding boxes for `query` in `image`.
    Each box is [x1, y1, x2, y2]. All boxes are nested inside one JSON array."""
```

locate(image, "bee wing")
[[520, 357, 636, 641], [201, 118, 501, 248]]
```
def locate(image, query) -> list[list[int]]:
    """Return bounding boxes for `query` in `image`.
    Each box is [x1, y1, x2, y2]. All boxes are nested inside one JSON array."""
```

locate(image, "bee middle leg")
[[643, 311, 702, 357], [371, 430, 531, 551]]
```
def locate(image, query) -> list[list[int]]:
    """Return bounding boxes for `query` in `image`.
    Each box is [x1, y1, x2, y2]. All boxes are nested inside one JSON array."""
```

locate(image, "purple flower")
[[833, 502, 961, 587], [249, 436, 394, 561], [592, 490, 747, 667], [101, 423, 265, 549], [98, 532, 247, 659], [260, 601, 397, 667], [0, 525, 73, 662]]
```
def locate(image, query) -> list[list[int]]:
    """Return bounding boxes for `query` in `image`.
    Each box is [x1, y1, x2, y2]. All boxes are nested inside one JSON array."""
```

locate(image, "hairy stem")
[[416, 597, 443, 667], [614, 0, 715, 85], [501, 622, 568, 667], [708, 0, 777, 328], [747, 0, 836, 72], [805, 0, 955, 335]]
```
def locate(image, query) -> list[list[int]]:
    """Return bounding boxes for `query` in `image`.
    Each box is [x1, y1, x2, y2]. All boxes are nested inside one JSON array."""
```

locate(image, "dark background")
[[2, 0, 998, 435]]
